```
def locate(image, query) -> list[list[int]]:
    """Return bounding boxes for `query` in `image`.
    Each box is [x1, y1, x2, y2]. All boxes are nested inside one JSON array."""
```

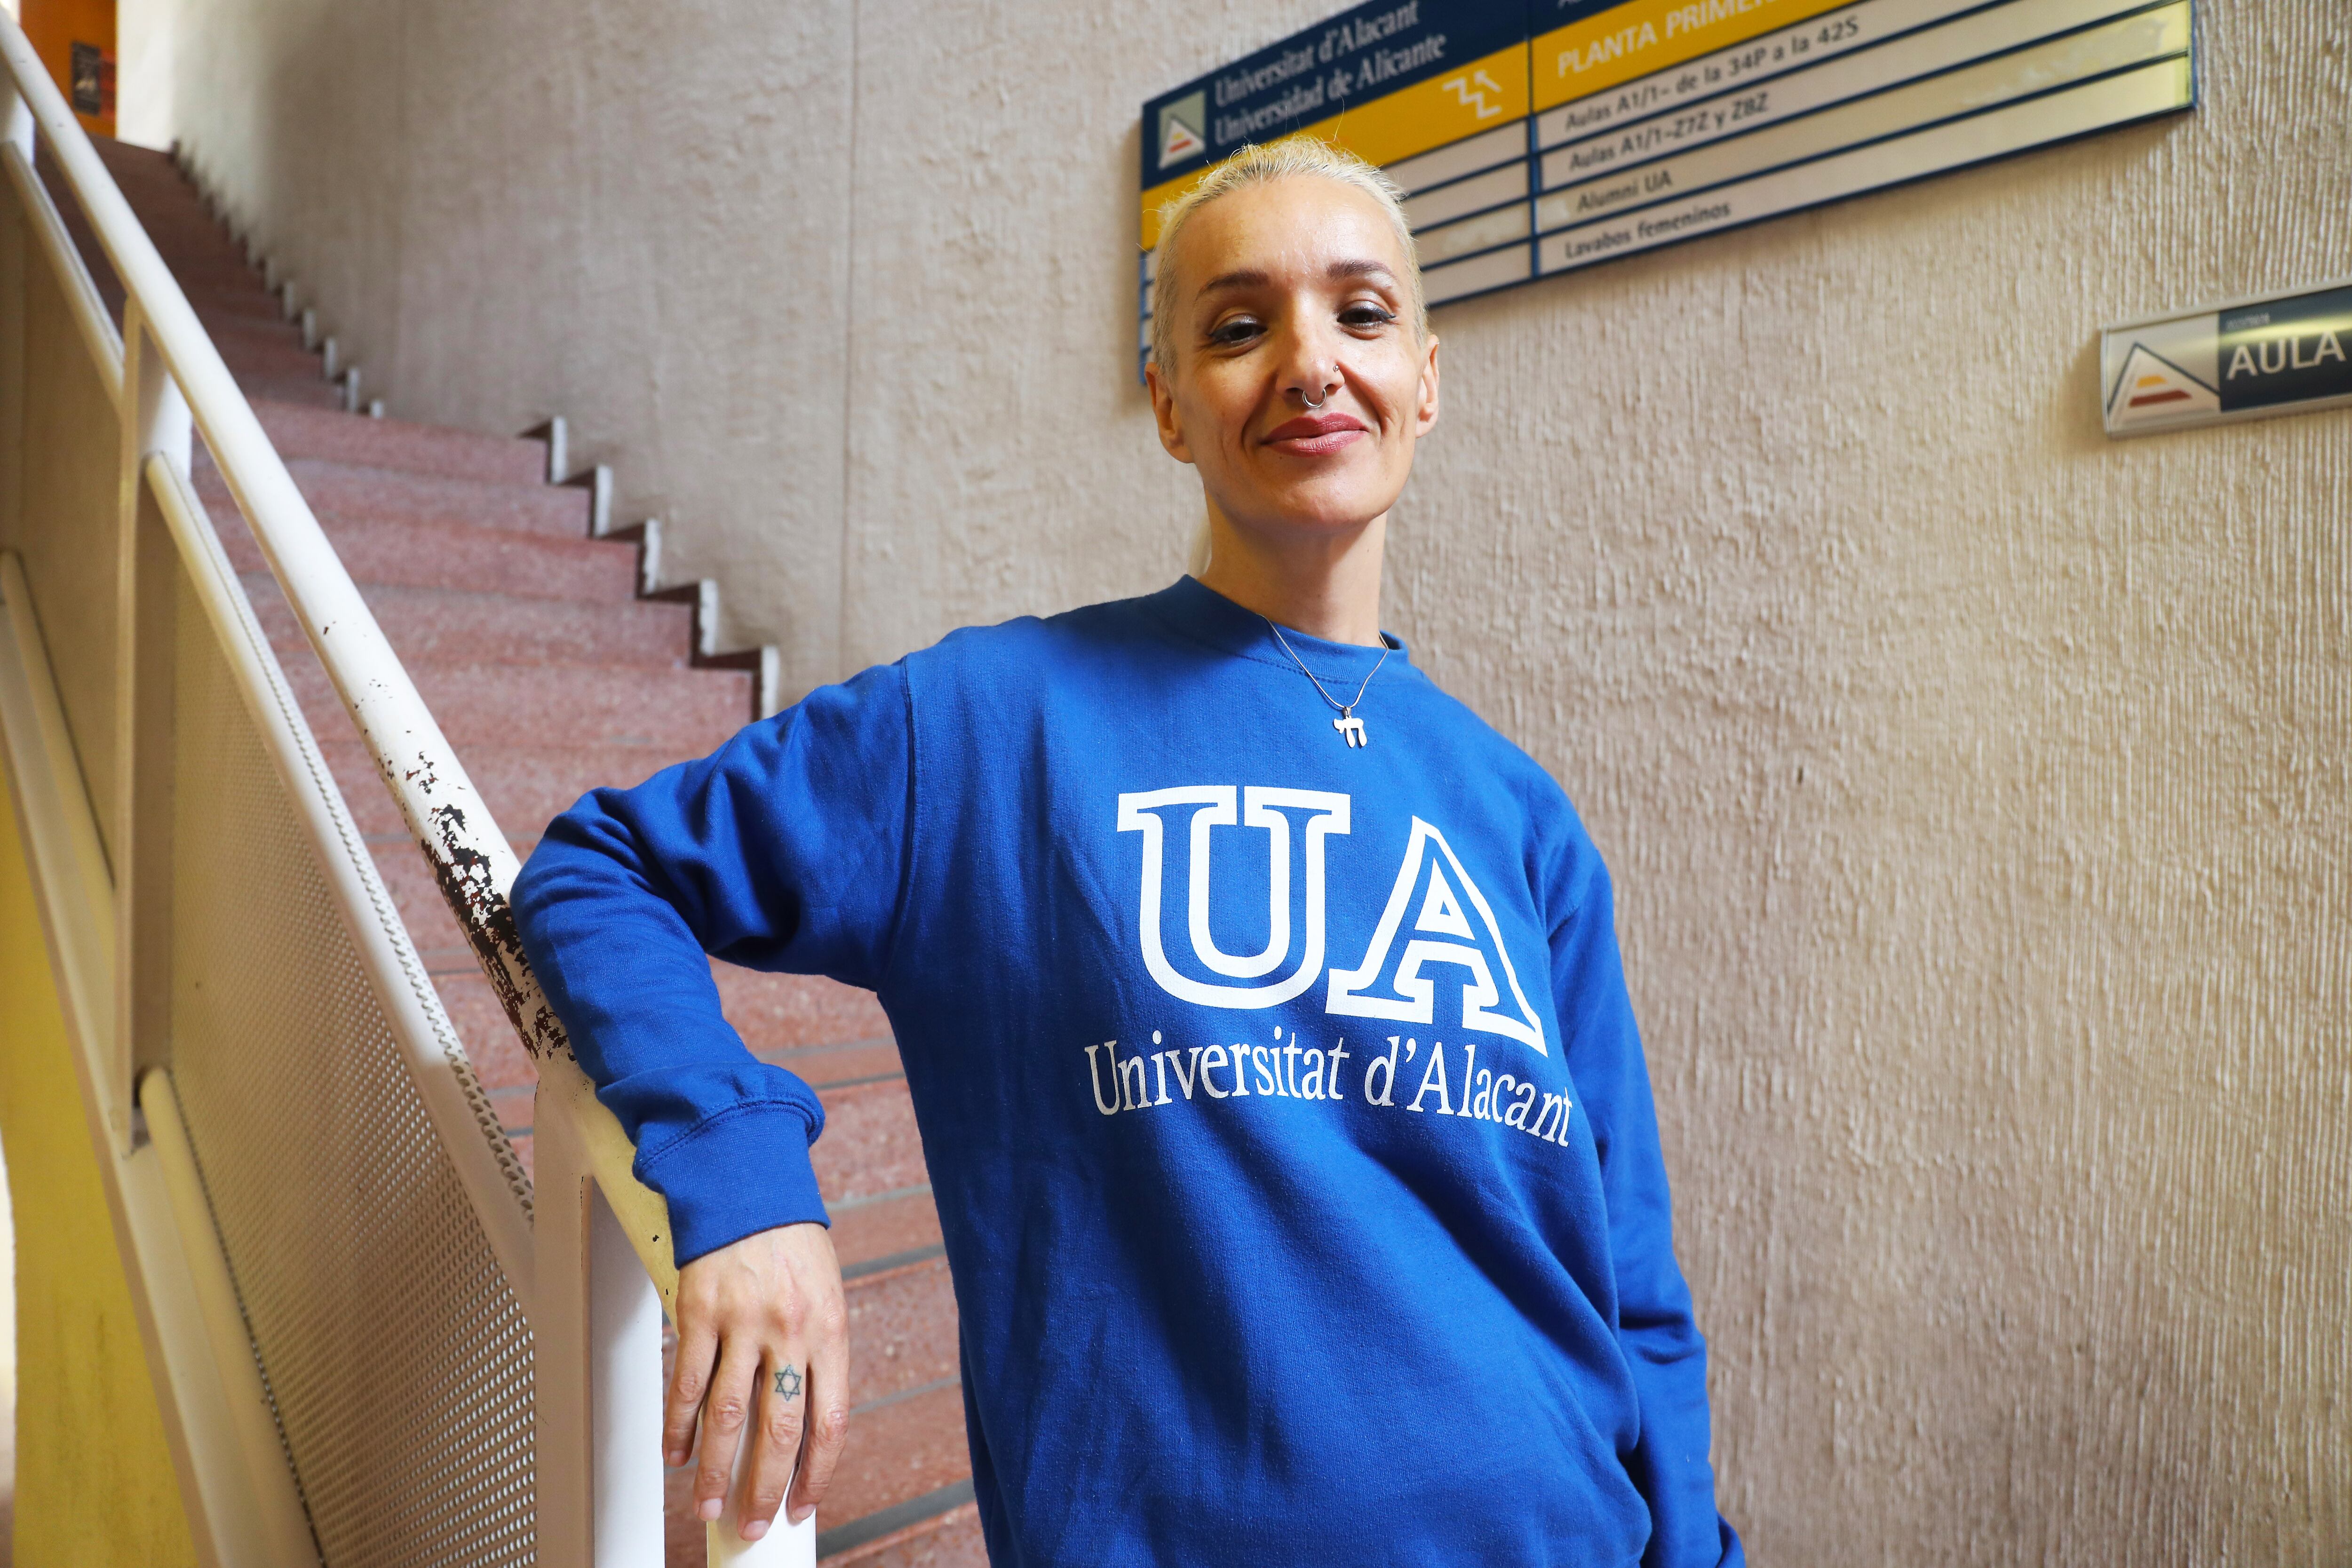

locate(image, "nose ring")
[[1301, 389, 1327, 409]]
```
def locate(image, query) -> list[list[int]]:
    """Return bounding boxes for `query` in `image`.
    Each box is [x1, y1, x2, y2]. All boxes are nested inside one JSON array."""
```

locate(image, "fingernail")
[[741, 1520, 769, 1542], [699, 1499, 723, 1522]]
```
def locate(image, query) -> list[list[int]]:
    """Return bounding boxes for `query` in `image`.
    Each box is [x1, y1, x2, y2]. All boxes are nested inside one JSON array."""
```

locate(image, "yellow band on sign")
[[1141, 43, 1531, 250], [1141, 169, 1215, 252], [1534, 0, 1853, 110], [1319, 44, 1532, 171]]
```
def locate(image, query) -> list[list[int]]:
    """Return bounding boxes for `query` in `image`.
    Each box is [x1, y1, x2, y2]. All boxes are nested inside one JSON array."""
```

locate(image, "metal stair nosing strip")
[[816, 1480, 978, 1563]]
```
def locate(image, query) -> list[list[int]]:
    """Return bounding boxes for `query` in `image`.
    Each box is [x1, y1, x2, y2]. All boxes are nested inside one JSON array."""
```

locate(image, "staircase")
[[57, 137, 984, 1568]]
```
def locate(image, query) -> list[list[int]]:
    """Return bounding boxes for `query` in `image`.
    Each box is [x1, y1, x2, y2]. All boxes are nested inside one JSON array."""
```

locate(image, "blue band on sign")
[[1141, 0, 1527, 189]]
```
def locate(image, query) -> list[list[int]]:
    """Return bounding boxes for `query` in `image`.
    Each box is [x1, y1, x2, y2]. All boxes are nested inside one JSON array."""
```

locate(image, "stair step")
[[844, 1258, 959, 1409], [810, 1084, 928, 1207], [214, 498, 640, 600], [251, 399, 554, 487], [97, 164, 198, 196], [244, 577, 696, 672], [214, 455, 598, 537], [813, 1387, 973, 1544], [114, 179, 238, 216], [819, 1490, 984, 1568], [292, 736, 691, 866], [830, 1190, 945, 1279], [760, 1040, 905, 1089], [714, 967, 894, 1052], [151, 254, 271, 293], [278, 656, 747, 755], [220, 335, 332, 382], [824, 1499, 985, 1568], [310, 735, 694, 845], [123, 223, 250, 271], [112, 191, 231, 229], [233, 372, 347, 409], [119, 224, 254, 269], [115, 199, 233, 233], [203, 310, 309, 355], [90, 140, 182, 178], [189, 290, 293, 327], [429, 966, 898, 1100]]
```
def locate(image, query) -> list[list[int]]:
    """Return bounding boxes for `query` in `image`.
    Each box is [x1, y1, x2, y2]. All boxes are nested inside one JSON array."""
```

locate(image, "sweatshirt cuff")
[[634, 1099, 830, 1266]]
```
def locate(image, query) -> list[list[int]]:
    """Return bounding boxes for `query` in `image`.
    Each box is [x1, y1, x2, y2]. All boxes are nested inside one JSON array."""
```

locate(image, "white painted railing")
[[0, 20, 810, 1564]]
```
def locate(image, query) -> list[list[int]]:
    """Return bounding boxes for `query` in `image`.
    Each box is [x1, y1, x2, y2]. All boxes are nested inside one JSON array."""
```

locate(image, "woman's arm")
[[512, 662, 914, 1540], [1547, 823, 1745, 1568]]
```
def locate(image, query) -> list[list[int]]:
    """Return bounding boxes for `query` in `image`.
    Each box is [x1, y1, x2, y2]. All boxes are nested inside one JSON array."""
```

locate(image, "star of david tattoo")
[[774, 1364, 802, 1401]]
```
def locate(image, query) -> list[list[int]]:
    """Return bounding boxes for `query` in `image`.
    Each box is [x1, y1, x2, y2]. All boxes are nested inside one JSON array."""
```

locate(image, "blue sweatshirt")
[[512, 577, 1741, 1568]]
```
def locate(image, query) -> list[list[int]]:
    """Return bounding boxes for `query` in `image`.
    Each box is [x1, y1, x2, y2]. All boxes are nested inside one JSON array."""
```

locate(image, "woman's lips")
[[1264, 411, 1368, 456]]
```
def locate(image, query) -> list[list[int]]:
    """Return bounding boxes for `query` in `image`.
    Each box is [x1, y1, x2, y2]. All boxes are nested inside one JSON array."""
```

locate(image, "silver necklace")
[[1263, 617, 1390, 748]]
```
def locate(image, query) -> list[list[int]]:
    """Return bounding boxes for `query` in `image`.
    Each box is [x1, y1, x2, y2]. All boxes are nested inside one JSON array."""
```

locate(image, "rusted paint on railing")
[[365, 725, 682, 1303], [422, 796, 567, 1061]]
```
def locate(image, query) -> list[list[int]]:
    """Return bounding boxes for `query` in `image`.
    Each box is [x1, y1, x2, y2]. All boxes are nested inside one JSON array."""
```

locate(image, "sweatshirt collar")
[[1140, 575, 1411, 684]]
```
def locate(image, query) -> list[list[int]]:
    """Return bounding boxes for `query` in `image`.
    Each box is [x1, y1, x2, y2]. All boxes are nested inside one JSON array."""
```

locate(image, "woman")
[[513, 139, 1742, 1566]]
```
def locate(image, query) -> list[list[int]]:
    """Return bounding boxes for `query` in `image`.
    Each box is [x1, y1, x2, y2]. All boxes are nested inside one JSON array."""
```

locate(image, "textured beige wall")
[[161, 0, 859, 684], [154, 0, 2350, 1560]]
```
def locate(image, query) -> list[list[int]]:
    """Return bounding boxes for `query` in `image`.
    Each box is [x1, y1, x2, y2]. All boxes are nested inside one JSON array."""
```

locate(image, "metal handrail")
[[0, 23, 679, 1314]]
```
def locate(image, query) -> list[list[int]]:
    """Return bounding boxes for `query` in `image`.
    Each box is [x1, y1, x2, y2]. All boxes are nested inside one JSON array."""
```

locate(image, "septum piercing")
[[1301, 390, 1327, 408]]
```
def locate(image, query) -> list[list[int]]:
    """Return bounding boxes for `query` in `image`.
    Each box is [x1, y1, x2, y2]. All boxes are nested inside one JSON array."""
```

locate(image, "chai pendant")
[[1334, 709, 1368, 748]]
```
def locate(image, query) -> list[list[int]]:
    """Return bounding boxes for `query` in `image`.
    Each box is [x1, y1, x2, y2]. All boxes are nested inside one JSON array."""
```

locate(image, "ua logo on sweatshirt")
[[1116, 786, 1351, 1008], [1327, 817, 1547, 1055], [1116, 788, 1545, 1054]]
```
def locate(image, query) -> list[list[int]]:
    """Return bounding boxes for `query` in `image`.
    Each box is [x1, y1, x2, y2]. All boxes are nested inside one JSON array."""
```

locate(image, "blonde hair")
[[1149, 139, 1426, 374]]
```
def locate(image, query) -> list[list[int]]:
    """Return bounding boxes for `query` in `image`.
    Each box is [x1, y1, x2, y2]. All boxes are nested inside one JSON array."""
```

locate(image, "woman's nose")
[[1276, 321, 1342, 407]]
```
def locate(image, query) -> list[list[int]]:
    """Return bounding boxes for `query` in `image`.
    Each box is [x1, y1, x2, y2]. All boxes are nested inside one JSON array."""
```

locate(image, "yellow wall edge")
[[0, 746, 199, 1566]]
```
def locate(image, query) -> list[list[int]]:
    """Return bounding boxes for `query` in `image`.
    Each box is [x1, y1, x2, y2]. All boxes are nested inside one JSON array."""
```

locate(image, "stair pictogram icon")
[[1442, 68, 1505, 120], [65, 135, 982, 1568]]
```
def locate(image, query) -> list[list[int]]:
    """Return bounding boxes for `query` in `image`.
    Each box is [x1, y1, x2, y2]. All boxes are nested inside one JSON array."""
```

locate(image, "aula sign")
[[2103, 277, 2352, 438]]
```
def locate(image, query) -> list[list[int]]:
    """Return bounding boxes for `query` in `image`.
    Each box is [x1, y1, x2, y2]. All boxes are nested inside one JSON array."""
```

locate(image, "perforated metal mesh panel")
[[1, 179, 125, 860], [166, 566, 537, 1567]]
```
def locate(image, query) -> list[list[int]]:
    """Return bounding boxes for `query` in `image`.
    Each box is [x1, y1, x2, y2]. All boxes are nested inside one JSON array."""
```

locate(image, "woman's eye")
[[1341, 304, 1396, 329], [1207, 317, 1264, 347]]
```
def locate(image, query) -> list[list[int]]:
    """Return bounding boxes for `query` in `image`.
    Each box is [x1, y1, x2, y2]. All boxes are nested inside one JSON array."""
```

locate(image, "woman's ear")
[[1145, 358, 1197, 466], [1414, 332, 1441, 438]]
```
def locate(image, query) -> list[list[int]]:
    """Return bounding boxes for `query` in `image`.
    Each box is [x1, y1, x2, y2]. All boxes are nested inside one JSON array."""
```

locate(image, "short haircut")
[[1149, 139, 1427, 373]]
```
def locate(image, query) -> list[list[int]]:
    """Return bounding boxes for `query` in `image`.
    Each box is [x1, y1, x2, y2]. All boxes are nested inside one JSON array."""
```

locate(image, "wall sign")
[[1138, 0, 2197, 373], [2102, 279, 2352, 438]]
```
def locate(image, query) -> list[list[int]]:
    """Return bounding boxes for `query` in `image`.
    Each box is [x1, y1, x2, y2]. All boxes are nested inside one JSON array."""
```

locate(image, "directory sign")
[[1138, 0, 2196, 371], [1140, 0, 1531, 371], [2102, 279, 2352, 437]]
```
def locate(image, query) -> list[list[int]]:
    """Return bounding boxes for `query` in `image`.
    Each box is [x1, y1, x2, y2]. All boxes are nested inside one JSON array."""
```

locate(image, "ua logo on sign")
[[1116, 786, 1350, 1009], [1327, 817, 1546, 1055]]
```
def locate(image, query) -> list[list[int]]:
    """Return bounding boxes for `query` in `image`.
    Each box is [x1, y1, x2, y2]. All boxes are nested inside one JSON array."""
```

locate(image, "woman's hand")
[[667, 1220, 850, 1541]]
